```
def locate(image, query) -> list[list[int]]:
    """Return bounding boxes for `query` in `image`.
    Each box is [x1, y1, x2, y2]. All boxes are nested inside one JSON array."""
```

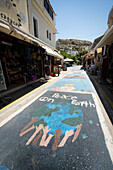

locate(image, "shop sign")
[[0, 0, 11, 9], [0, 12, 20, 26]]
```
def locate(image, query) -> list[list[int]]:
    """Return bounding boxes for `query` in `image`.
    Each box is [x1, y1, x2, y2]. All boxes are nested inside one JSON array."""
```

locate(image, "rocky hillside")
[[56, 39, 92, 51]]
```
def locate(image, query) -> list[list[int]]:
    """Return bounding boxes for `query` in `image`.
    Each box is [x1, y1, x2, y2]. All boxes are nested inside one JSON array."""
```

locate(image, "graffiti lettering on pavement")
[[39, 93, 95, 107]]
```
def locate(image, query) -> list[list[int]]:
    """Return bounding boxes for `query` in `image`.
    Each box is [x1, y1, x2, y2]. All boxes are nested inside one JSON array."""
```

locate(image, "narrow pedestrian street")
[[0, 66, 113, 170]]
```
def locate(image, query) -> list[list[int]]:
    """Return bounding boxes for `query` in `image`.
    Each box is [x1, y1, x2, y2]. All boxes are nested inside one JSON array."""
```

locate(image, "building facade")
[[0, 0, 63, 93], [27, 0, 57, 48], [0, 0, 29, 32], [88, 6, 113, 85]]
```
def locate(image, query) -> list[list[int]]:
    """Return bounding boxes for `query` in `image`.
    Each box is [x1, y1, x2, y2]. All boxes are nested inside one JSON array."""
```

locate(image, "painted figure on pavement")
[[20, 102, 83, 151]]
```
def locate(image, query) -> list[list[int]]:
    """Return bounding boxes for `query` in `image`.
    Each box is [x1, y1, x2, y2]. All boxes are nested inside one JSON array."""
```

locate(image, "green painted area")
[[89, 120, 93, 124], [33, 106, 60, 117], [61, 102, 68, 106], [62, 116, 83, 126], [51, 102, 60, 105], [82, 134, 88, 139], [68, 105, 79, 115], [34, 119, 47, 127]]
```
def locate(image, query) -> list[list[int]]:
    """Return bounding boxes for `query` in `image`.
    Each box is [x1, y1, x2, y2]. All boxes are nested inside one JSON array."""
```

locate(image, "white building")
[[0, 0, 63, 92], [67, 50, 78, 56], [27, 0, 57, 48], [71, 51, 78, 56]]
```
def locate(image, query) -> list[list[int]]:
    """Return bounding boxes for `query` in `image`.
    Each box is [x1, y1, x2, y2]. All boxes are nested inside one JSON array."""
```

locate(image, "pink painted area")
[[64, 76, 86, 79], [52, 86, 61, 90], [26, 124, 43, 145], [43, 134, 53, 147], [58, 130, 74, 147], [40, 126, 53, 147], [20, 117, 38, 133], [20, 125, 35, 137], [72, 124, 82, 142]]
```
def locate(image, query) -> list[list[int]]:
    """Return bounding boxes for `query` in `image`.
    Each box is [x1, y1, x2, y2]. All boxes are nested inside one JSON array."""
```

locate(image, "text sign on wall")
[[0, 0, 12, 9], [0, 0, 22, 27]]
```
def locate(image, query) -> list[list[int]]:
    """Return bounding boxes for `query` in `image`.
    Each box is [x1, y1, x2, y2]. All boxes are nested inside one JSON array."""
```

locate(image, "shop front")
[[0, 19, 63, 93], [101, 44, 113, 85], [0, 31, 46, 92], [85, 53, 94, 70], [42, 46, 63, 77], [81, 53, 88, 69], [106, 44, 113, 85], [94, 25, 113, 86]]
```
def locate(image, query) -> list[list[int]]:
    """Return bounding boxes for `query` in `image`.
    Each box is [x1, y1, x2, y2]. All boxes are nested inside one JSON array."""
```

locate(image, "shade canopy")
[[0, 19, 63, 60], [64, 58, 74, 62], [108, 6, 113, 25], [94, 25, 113, 50]]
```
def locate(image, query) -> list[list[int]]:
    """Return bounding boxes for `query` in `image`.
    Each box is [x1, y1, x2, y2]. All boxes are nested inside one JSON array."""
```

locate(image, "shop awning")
[[90, 35, 104, 50], [64, 58, 74, 62], [108, 6, 113, 25], [0, 19, 63, 60], [42, 45, 63, 59], [94, 25, 113, 50], [0, 20, 34, 44]]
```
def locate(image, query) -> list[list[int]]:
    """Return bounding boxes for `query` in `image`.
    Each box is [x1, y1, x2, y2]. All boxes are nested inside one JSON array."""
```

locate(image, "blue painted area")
[[48, 77, 94, 92], [32, 102, 83, 135], [49, 66, 94, 92], [0, 165, 8, 170], [66, 74, 86, 76]]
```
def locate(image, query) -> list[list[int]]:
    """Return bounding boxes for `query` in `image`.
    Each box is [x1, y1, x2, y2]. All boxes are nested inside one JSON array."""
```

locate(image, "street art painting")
[[48, 73, 94, 92], [19, 91, 96, 151], [64, 74, 87, 79], [1, 67, 113, 170], [0, 165, 8, 170]]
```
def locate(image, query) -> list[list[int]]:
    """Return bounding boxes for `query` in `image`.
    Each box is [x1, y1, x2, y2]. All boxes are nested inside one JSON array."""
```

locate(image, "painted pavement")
[[48, 71, 94, 92], [0, 66, 113, 170]]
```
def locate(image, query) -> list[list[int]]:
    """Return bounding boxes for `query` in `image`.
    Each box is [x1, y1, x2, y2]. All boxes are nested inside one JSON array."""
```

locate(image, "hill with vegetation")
[[56, 39, 91, 64], [56, 39, 92, 51], [60, 50, 88, 64]]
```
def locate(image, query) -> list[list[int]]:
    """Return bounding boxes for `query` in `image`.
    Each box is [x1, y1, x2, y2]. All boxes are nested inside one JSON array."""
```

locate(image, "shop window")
[[44, 0, 49, 12], [49, 6, 53, 20], [49, 33, 51, 41], [47, 30, 49, 39], [33, 16, 39, 38], [47, 31, 51, 41], [44, 0, 53, 20]]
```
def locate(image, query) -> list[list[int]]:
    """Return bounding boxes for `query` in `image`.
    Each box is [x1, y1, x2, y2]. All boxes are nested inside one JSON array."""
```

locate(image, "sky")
[[49, 0, 113, 42]]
